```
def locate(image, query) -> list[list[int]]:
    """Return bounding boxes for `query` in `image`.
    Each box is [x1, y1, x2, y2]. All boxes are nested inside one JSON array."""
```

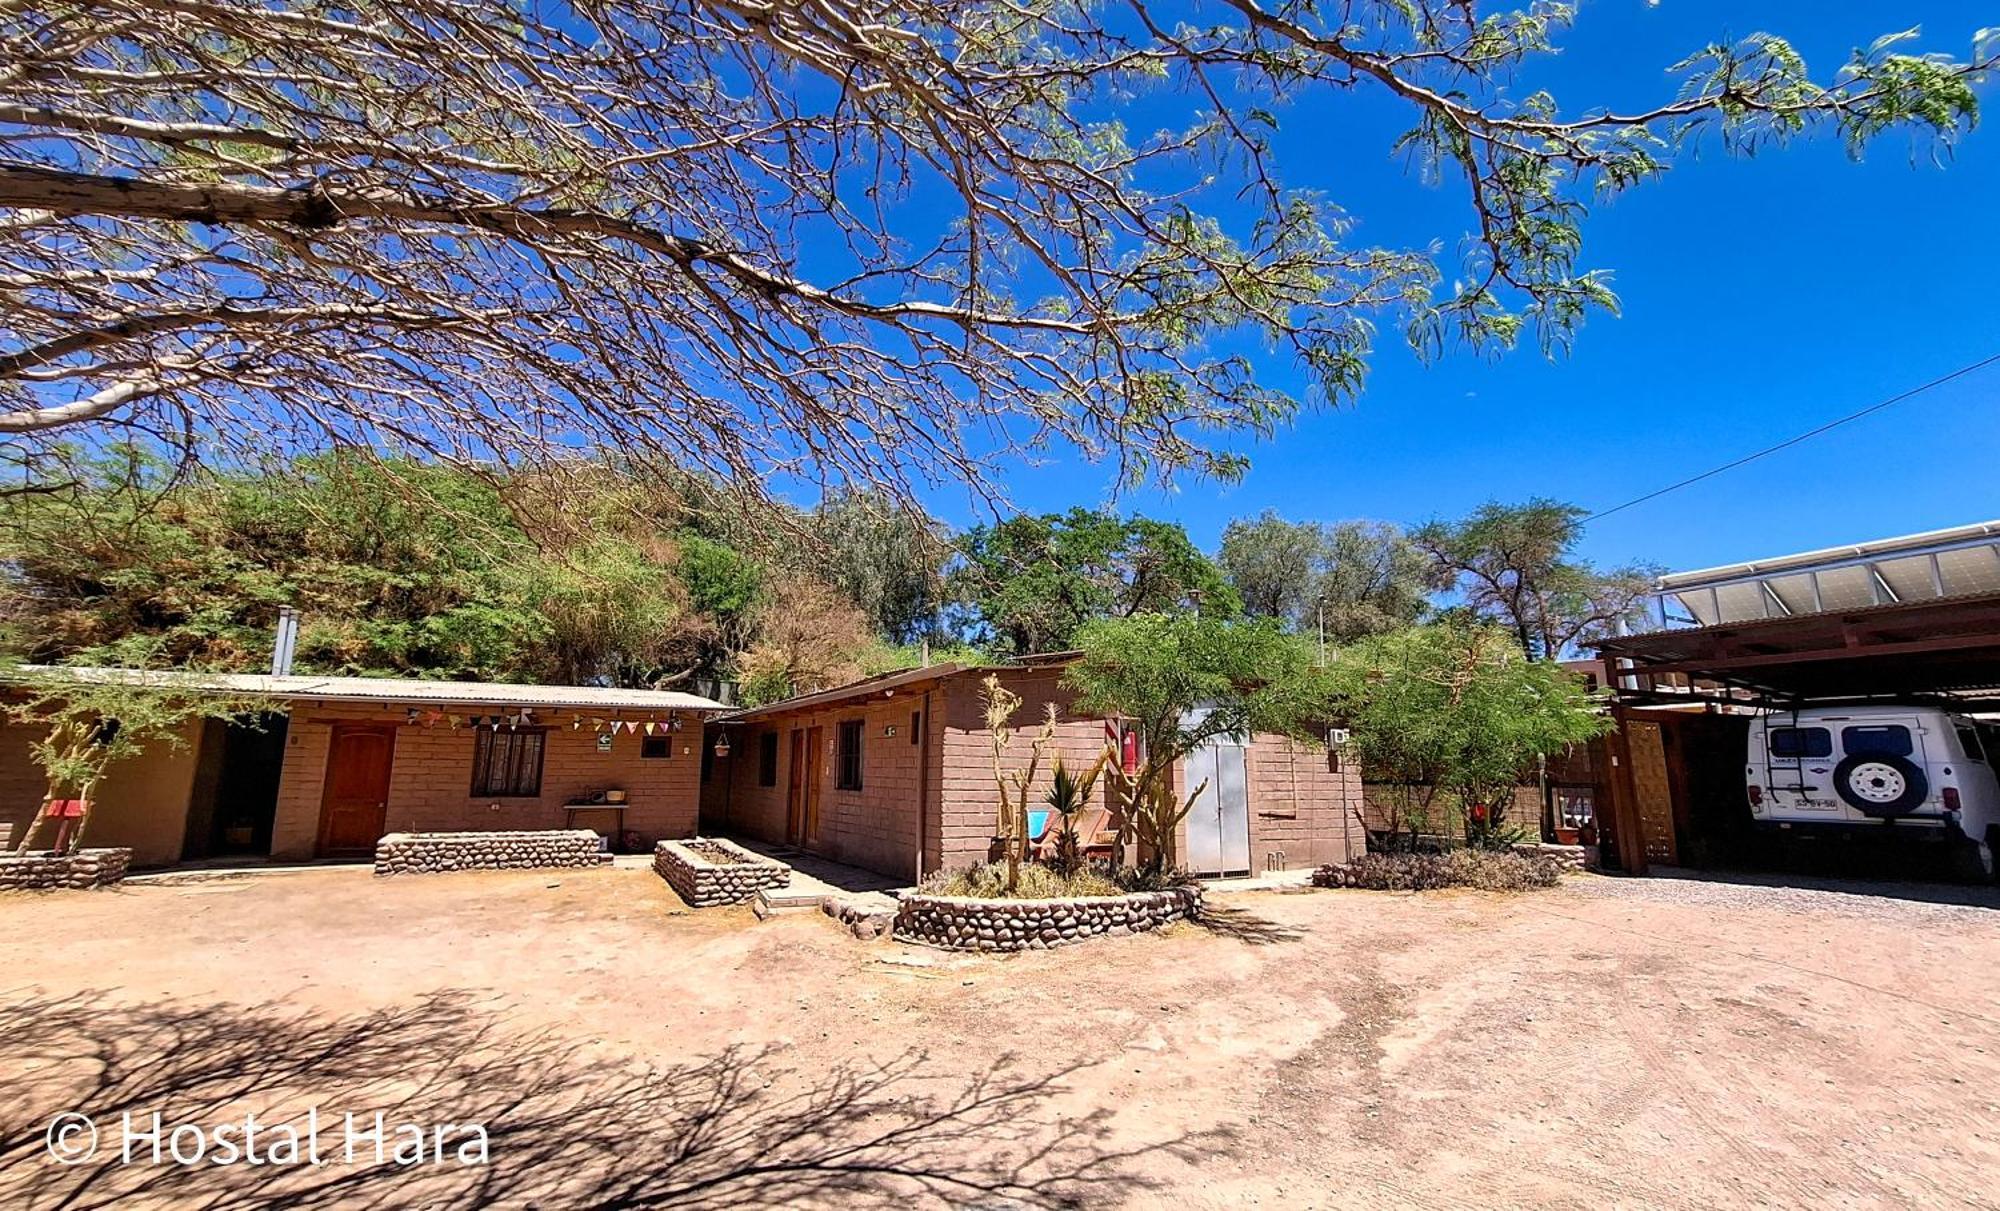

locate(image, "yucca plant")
[[1043, 752, 1109, 875]]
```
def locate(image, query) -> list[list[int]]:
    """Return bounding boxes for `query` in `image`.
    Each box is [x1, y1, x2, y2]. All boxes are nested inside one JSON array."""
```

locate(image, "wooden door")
[[317, 725, 396, 858], [800, 735, 824, 851], [784, 727, 827, 849], [1628, 720, 1678, 866], [786, 729, 806, 844]]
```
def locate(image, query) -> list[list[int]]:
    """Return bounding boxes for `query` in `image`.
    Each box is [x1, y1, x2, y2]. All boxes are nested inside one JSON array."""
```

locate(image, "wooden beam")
[[1623, 633, 2000, 678]]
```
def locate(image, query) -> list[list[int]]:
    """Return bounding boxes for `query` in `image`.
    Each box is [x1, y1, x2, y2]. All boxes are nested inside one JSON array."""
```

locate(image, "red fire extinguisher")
[[1121, 725, 1140, 775]]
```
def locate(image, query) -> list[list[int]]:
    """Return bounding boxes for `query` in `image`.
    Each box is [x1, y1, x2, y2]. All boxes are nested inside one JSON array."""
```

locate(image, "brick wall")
[[935, 667, 1111, 873], [704, 665, 1362, 882], [271, 705, 703, 861], [701, 688, 938, 881], [1243, 732, 1363, 869], [936, 667, 1363, 874]]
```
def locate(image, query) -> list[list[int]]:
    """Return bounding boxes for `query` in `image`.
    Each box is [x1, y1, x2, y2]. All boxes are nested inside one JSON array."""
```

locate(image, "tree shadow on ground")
[[1193, 904, 1302, 945], [0, 990, 1224, 1209]]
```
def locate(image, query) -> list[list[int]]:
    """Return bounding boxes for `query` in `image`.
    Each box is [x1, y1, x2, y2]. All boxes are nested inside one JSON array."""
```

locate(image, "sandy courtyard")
[[2, 864, 1997, 1208]]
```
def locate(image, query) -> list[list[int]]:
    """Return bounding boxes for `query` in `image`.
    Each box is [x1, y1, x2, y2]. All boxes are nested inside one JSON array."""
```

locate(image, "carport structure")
[[1588, 521, 2000, 874]]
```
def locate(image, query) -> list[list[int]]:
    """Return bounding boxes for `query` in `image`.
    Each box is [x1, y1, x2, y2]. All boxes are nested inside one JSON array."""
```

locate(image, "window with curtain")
[[471, 727, 546, 797]]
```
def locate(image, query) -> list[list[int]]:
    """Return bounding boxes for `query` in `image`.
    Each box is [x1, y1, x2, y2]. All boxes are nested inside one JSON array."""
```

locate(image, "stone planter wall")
[[0, 847, 132, 890], [822, 897, 898, 939], [1512, 843, 1588, 872], [894, 886, 1203, 952], [653, 837, 791, 906], [374, 830, 610, 876]]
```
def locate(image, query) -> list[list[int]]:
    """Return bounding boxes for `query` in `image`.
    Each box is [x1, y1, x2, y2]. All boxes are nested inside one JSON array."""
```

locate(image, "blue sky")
[[915, 1, 2000, 577]]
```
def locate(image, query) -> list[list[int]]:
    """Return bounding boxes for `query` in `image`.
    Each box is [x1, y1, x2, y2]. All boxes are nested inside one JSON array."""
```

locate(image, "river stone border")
[[654, 837, 791, 907], [1514, 842, 1588, 872], [374, 830, 610, 876], [894, 886, 1202, 952], [0, 847, 132, 890], [822, 896, 898, 939]]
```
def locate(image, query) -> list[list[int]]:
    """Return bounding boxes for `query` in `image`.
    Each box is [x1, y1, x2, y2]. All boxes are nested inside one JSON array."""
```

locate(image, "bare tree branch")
[[0, 0, 1988, 501]]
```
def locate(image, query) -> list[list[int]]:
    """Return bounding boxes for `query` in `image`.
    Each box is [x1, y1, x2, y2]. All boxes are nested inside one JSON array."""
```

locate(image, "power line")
[[1586, 351, 2000, 523]]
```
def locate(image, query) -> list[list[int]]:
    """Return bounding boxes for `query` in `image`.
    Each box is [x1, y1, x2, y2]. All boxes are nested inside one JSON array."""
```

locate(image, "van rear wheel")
[[1987, 826, 2000, 885]]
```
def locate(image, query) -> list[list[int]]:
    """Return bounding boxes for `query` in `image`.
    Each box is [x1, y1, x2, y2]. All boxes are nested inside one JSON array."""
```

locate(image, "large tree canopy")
[[2, 2, 1990, 500], [0, 450, 719, 683], [1329, 620, 1608, 845], [1220, 511, 1427, 642], [955, 508, 1238, 654], [1413, 498, 1658, 661]]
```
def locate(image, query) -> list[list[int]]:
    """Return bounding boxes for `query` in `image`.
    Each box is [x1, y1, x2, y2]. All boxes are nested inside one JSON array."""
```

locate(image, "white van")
[[1746, 706, 2000, 874]]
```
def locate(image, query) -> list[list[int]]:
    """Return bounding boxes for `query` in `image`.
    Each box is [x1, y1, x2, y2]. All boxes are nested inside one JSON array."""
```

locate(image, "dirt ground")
[[3, 865, 1998, 1210]]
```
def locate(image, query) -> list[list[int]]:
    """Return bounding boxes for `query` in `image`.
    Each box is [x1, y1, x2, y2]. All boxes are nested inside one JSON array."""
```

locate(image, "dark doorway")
[[182, 714, 289, 861]]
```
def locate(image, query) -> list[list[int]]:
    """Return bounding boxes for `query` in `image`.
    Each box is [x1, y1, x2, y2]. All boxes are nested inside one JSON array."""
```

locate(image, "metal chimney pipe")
[[271, 607, 299, 677]]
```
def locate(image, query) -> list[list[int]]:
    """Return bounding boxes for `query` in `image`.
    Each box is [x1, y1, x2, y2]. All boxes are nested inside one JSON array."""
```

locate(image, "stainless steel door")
[[1184, 728, 1251, 875]]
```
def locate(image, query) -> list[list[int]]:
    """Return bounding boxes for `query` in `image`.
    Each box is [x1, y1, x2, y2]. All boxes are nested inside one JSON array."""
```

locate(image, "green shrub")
[[1315, 849, 1559, 892]]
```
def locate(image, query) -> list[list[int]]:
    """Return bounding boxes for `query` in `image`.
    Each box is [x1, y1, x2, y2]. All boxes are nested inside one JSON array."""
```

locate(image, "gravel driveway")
[[1576, 864, 2000, 925], [3, 864, 1997, 1208]]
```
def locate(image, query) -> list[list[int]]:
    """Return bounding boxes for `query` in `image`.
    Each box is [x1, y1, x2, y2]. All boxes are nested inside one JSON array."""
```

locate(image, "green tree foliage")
[[956, 510, 1240, 654], [1330, 623, 1609, 848], [1413, 500, 1659, 660], [805, 491, 948, 643], [1066, 614, 1338, 870], [1218, 511, 1323, 623], [1220, 511, 1428, 642], [0, 450, 759, 687]]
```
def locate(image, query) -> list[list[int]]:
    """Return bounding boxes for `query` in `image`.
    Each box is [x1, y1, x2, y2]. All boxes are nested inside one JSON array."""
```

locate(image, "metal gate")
[[1184, 724, 1251, 875]]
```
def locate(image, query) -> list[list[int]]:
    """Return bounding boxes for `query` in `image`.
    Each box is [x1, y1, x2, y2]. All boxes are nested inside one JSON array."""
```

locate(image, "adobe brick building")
[[700, 656, 1363, 882], [1, 670, 725, 867]]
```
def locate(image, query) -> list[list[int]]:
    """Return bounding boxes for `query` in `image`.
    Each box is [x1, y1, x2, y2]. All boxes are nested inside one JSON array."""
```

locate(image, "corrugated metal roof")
[[1660, 520, 2000, 588], [718, 650, 1089, 722], [13, 666, 726, 712], [722, 663, 967, 721]]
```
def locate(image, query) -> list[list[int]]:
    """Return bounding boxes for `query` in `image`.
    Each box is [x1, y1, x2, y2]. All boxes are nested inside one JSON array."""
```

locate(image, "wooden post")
[[1600, 705, 1649, 876]]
